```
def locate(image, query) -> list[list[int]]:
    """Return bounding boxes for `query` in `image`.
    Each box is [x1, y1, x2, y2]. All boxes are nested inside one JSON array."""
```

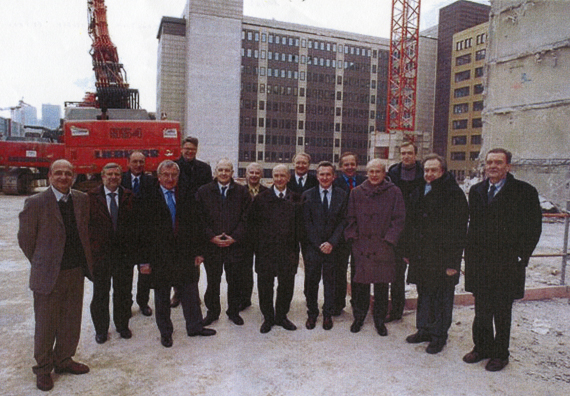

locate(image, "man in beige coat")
[[18, 159, 94, 391]]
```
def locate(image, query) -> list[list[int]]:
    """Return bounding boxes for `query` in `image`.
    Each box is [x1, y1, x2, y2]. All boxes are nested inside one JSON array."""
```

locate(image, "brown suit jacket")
[[18, 187, 94, 295]]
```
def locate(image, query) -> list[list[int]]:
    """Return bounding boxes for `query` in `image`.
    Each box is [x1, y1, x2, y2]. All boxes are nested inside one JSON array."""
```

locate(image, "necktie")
[[166, 190, 176, 228], [488, 184, 497, 204], [109, 192, 118, 230], [348, 177, 354, 190], [279, 192, 284, 199], [322, 189, 329, 213], [133, 177, 140, 195], [298, 177, 303, 188], [221, 186, 227, 199]]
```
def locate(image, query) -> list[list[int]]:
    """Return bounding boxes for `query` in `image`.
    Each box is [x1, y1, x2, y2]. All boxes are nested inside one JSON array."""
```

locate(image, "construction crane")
[[386, 0, 421, 143]]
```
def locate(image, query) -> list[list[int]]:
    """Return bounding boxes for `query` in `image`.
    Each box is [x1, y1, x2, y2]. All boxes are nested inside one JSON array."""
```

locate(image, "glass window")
[[281, 69, 286, 78], [455, 70, 471, 82], [261, 33, 266, 42], [255, 32, 259, 41], [452, 119, 468, 130], [295, 38, 299, 46], [456, 41, 463, 51], [300, 72, 305, 81], [475, 67, 484, 78], [247, 49, 252, 58], [308, 40, 313, 49], [301, 55, 306, 64], [326, 59, 330, 67], [451, 152, 466, 161], [475, 49, 486, 61], [242, 30, 245, 40], [300, 87, 305, 96], [268, 51, 272, 60], [453, 103, 469, 114], [371, 80, 376, 89], [470, 151, 480, 161], [275, 35, 280, 44], [332, 60, 336, 68], [339, 44, 343, 53], [454, 86, 470, 97], [302, 39, 306, 48], [473, 101, 484, 112], [247, 31, 252, 41], [456, 53, 472, 66], [472, 118, 483, 128], [268, 34, 273, 43], [474, 84, 484, 94], [320, 42, 325, 51], [452, 135, 467, 145], [356, 48, 360, 55], [294, 71, 298, 79], [471, 135, 482, 145], [254, 50, 258, 59], [260, 83, 265, 93], [288, 54, 293, 62], [261, 50, 266, 59], [281, 53, 286, 62], [260, 68, 266, 77], [289, 38, 294, 46]]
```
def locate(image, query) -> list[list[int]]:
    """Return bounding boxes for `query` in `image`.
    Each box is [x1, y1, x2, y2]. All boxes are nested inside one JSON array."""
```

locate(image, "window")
[[475, 67, 484, 78], [259, 101, 265, 110], [336, 91, 342, 100], [453, 103, 469, 114], [247, 49, 252, 58], [260, 67, 266, 77], [474, 84, 484, 95], [255, 32, 259, 41], [338, 44, 343, 53], [254, 50, 258, 59], [300, 87, 305, 97], [465, 38, 472, 48], [301, 55, 306, 64], [268, 34, 273, 43], [456, 41, 463, 51], [470, 151, 480, 161], [456, 53, 472, 66], [247, 32, 252, 41], [301, 39, 306, 48], [476, 33, 486, 45], [275, 35, 280, 44], [451, 152, 466, 161], [261, 33, 266, 42], [299, 104, 304, 114], [298, 122, 304, 131], [371, 80, 376, 89], [475, 49, 486, 61], [471, 135, 482, 145], [453, 119, 468, 130], [300, 72, 305, 81], [473, 101, 484, 112], [452, 135, 467, 145], [472, 118, 483, 128], [260, 83, 265, 93], [455, 70, 471, 82], [308, 40, 313, 49]]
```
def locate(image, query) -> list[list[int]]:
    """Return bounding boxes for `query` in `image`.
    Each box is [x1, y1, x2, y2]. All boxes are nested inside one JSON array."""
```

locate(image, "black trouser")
[[257, 271, 295, 322], [472, 289, 514, 360], [304, 259, 336, 318], [204, 259, 241, 318], [135, 269, 152, 308], [389, 255, 407, 317], [240, 249, 255, 306], [90, 260, 133, 335], [155, 282, 203, 337], [334, 248, 355, 311], [352, 282, 389, 323], [416, 283, 455, 343]]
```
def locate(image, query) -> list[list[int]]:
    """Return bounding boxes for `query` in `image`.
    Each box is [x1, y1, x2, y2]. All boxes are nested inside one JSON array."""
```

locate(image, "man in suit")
[[172, 136, 213, 307], [302, 161, 347, 330], [463, 148, 542, 371], [386, 141, 424, 323], [121, 151, 155, 316], [250, 164, 302, 333], [140, 160, 216, 348], [287, 152, 318, 194], [331, 151, 366, 315], [18, 159, 93, 391], [89, 163, 137, 344], [196, 159, 251, 327]]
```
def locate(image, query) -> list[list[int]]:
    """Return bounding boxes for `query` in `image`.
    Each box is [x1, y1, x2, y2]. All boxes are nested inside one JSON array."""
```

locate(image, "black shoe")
[[228, 314, 244, 326], [323, 316, 333, 330], [485, 358, 509, 372], [406, 332, 431, 344], [140, 305, 153, 316], [119, 329, 132, 339], [426, 340, 445, 354], [201, 313, 219, 327], [239, 301, 252, 311], [375, 321, 388, 336], [161, 335, 173, 347], [275, 317, 297, 331], [260, 320, 274, 334], [170, 295, 180, 308], [384, 313, 402, 323], [188, 328, 217, 337], [350, 320, 363, 333], [36, 373, 53, 391], [95, 333, 107, 344], [463, 349, 490, 364], [306, 317, 317, 330]]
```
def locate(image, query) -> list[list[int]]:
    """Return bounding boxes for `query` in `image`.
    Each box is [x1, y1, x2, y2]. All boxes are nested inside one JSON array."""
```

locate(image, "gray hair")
[[157, 160, 180, 175]]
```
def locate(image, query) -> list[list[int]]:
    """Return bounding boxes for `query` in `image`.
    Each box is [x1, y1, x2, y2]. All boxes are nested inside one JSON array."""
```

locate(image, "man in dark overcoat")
[[287, 152, 318, 194], [463, 148, 542, 371], [344, 159, 405, 336], [404, 154, 468, 354], [250, 164, 302, 334], [302, 161, 347, 330]]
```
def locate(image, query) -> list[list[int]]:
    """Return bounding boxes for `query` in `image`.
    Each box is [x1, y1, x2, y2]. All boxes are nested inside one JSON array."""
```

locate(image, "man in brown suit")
[[18, 159, 94, 391]]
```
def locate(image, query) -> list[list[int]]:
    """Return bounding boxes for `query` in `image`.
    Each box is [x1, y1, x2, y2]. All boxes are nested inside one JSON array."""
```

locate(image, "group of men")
[[18, 137, 542, 391]]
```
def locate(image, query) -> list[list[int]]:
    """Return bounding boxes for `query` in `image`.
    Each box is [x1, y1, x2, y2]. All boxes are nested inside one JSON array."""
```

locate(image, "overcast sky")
[[0, 0, 489, 117]]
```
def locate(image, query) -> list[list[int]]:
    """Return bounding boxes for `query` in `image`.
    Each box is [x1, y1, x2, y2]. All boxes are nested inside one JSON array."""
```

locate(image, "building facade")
[[41, 104, 61, 129]]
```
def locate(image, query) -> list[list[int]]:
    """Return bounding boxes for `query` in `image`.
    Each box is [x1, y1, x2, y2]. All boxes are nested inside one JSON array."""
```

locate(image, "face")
[[158, 167, 179, 190], [400, 145, 417, 167], [181, 142, 197, 161], [423, 159, 444, 184], [485, 152, 510, 184], [102, 167, 122, 192], [340, 155, 357, 177], [216, 162, 233, 185], [49, 161, 74, 194], [128, 152, 145, 176], [317, 166, 335, 189], [367, 163, 386, 185], [272, 167, 290, 191], [246, 166, 262, 186], [294, 155, 310, 176]]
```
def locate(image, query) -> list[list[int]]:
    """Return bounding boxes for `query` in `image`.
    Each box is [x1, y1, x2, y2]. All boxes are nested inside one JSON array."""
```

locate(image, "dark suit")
[[287, 172, 318, 195], [121, 171, 156, 308], [301, 186, 347, 318], [465, 173, 542, 360], [176, 157, 213, 197], [18, 187, 93, 375], [88, 185, 136, 336], [140, 185, 205, 337], [196, 180, 251, 318], [250, 187, 302, 323]]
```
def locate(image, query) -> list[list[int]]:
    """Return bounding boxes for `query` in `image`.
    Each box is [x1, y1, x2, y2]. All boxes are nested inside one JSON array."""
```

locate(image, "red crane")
[[386, 0, 421, 143]]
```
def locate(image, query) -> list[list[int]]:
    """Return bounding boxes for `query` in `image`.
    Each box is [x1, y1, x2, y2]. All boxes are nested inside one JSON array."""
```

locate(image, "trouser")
[[416, 283, 455, 344], [90, 261, 133, 335], [33, 267, 84, 375], [304, 259, 336, 318], [352, 282, 389, 323], [389, 256, 407, 317], [155, 281, 203, 337], [240, 249, 255, 306], [334, 249, 355, 310], [257, 271, 295, 322], [204, 259, 241, 318], [472, 289, 514, 360], [135, 270, 152, 308]]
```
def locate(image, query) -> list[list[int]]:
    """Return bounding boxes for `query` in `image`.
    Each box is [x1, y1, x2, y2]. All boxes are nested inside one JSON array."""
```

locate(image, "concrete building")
[[41, 104, 61, 129], [482, 0, 570, 206], [13, 103, 38, 128], [447, 22, 488, 181]]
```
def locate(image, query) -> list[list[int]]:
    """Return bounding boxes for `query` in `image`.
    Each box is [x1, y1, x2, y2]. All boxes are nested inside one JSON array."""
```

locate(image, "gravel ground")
[[1, 192, 569, 396]]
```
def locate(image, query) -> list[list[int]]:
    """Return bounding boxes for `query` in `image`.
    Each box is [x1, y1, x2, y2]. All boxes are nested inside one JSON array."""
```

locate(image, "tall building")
[[447, 22, 488, 181], [41, 104, 61, 129], [13, 103, 38, 128], [432, 0, 490, 157]]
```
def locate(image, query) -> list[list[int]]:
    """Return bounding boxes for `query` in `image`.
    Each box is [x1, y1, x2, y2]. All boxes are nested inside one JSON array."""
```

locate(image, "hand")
[[446, 268, 458, 276], [320, 242, 333, 254], [210, 233, 235, 247], [139, 263, 151, 275], [194, 256, 204, 266]]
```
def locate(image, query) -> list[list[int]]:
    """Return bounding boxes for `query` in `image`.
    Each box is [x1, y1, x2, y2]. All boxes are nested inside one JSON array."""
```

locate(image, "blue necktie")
[[221, 186, 227, 199], [133, 177, 140, 196], [109, 192, 118, 230], [488, 184, 497, 204], [322, 189, 329, 213], [166, 190, 176, 228]]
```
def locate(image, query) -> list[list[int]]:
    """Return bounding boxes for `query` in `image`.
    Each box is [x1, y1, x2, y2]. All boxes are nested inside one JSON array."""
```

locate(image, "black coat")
[[405, 173, 468, 287], [332, 173, 366, 192], [121, 171, 156, 200], [287, 173, 319, 195], [195, 179, 251, 263], [250, 187, 302, 276], [175, 157, 213, 197], [465, 173, 542, 299]]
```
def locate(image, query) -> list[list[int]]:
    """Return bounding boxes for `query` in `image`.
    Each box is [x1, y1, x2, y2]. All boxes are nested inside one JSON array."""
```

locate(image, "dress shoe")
[[350, 319, 363, 333], [463, 349, 489, 364], [95, 333, 107, 344], [485, 358, 509, 372], [426, 340, 445, 354], [406, 332, 431, 344], [275, 317, 297, 331], [201, 313, 219, 327], [36, 373, 54, 391], [323, 316, 333, 330], [119, 329, 132, 339], [188, 328, 217, 337], [170, 295, 180, 308], [161, 335, 173, 348], [306, 317, 317, 330], [54, 360, 90, 375], [384, 313, 402, 323], [140, 305, 153, 316], [239, 301, 252, 311], [260, 320, 274, 334], [228, 314, 244, 326], [375, 322, 388, 336]]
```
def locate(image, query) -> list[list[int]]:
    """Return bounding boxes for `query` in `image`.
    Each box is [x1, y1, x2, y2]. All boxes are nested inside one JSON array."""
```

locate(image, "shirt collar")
[[131, 173, 141, 183], [104, 186, 118, 196], [274, 186, 287, 197], [160, 185, 175, 195], [51, 185, 69, 202]]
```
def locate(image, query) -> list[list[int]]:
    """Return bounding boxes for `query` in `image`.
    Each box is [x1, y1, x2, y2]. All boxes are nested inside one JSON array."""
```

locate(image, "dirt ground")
[[1, 193, 569, 396]]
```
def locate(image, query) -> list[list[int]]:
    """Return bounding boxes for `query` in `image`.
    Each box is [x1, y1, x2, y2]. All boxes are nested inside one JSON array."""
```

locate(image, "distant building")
[[13, 103, 38, 127], [41, 104, 61, 129], [0, 116, 9, 138]]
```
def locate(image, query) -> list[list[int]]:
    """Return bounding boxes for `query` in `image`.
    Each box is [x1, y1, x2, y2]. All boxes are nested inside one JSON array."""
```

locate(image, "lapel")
[[96, 185, 112, 220], [45, 187, 64, 228], [328, 187, 344, 215]]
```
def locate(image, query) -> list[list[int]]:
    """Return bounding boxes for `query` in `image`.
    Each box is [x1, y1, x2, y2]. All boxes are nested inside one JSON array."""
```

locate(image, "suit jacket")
[[301, 186, 348, 265], [332, 173, 366, 192], [18, 187, 94, 295], [176, 157, 213, 197], [287, 172, 319, 195], [88, 185, 136, 270], [121, 171, 156, 199], [465, 173, 542, 299]]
